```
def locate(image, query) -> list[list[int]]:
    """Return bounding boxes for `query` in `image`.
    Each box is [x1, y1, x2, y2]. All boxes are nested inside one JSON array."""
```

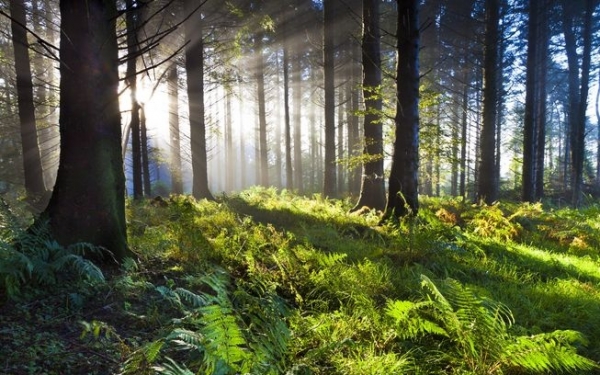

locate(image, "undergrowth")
[[1, 188, 599, 374]]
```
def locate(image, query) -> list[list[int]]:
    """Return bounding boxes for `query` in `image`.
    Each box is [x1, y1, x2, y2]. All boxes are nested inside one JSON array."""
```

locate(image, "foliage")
[[2, 190, 600, 374], [386, 275, 596, 374], [0, 198, 105, 299]]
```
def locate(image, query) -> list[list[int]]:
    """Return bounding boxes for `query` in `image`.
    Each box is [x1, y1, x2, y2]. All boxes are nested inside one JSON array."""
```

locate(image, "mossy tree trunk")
[[39, 0, 130, 262]]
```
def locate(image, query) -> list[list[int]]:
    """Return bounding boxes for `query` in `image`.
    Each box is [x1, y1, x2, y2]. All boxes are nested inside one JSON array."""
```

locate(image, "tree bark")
[[384, 0, 420, 218], [283, 42, 294, 190], [184, 1, 213, 200], [125, 0, 143, 199], [10, 0, 46, 201], [323, 0, 337, 197], [292, 50, 303, 193], [476, 0, 500, 204], [352, 0, 385, 211], [562, 0, 594, 206], [40, 0, 130, 262], [256, 32, 269, 187], [168, 64, 183, 194]]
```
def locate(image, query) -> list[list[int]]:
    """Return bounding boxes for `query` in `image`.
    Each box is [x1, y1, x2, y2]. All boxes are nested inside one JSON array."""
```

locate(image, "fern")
[[147, 268, 290, 375], [386, 275, 597, 374], [199, 304, 248, 373], [0, 216, 105, 298], [153, 357, 195, 375]]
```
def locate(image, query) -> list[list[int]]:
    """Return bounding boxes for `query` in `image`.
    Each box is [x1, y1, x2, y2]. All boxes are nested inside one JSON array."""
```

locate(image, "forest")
[[1, 0, 600, 374]]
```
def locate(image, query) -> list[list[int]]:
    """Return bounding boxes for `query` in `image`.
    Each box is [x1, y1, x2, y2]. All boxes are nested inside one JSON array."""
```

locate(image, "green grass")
[[1, 188, 600, 374]]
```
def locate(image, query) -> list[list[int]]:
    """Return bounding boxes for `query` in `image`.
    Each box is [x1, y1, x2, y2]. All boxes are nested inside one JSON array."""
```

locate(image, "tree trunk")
[[522, 0, 540, 202], [534, 0, 548, 199], [323, 0, 337, 197], [140, 105, 151, 196], [40, 0, 130, 262], [476, 0, 500, 204], [125, 0, 142, 199], [168, 64, 183, 194], [255, 33, 269, 187], [184, 1, 213, 200], [596, 67, 600, 189], [348, 41, 362, 196], [384, 0, 420, 218], [561, 0, 594, 206], [352, 0, 385, 211], [460, 71, 469, 198], [292, 51, 303, 193], [283, 42, 294, 190], [10, 0, 46, 202], [225, 87, 234, 192]]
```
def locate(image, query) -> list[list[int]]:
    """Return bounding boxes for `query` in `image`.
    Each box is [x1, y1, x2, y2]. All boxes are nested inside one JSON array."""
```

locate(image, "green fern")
[[386, 275, 597, 374], [143, 268, 290, 375], [0, 215, 105, 298]]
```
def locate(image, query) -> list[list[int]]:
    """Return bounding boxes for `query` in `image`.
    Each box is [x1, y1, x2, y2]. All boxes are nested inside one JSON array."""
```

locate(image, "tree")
[[168, 64, 184, 194], [384, 0, 420, 218], [255, 31, 269, 187], [184, 0, 213, 200], [522, 0, 548, 202], [476, 0, 500, 204], [10, 0, 46, 202], [39, 0, 130, 262], [352, 0, 385, 211], [125, 0, 143, 199], [562, 0, 595, 206], [323, 0, 337, 197]]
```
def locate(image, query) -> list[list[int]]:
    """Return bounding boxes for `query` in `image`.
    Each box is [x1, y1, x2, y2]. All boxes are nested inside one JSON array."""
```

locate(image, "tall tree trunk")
[[239, 79, 247, 189], [184, 1, 213, 200], [534, 0, 548, 199], [125, 0, 142, 199], [348, 41, 362, 196], [140, 105, 151, 196], [168, 64, 183, 194], [256, 33, 269, 187], [10, 0, 46, 202], [283, 42, 294, 190], [384, 0, 420, 218], [273, 50, 282, 189], [352, 0, 385, 211], [596, 67, 600, 189], [292, 51, 303, 193], [476, 0, 500, 204], [337, 87, 345, 194], [522, 0, 540, 202], [323, 0, 337, 197], [562, 0, 594, 206], [460, 71, 469, 198], [225, 87, 234, 192], [40, 0, 129, 261]]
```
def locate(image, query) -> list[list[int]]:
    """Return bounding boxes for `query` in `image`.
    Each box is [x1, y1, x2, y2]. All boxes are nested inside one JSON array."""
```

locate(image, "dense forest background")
[[1, 0, 599, 211], [3, 1, 600, 374]]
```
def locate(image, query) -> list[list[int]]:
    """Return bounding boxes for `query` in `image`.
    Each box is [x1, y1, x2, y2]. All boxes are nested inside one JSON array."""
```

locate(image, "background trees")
[[1, 0, 600, 225]]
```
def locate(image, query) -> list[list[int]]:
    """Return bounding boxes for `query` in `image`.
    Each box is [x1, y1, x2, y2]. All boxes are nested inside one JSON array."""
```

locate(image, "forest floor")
[[2, 187, 600, 374]]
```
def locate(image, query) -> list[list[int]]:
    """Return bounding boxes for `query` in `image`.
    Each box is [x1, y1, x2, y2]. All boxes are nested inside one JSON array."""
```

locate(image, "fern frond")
[[51, 253, 105, 283], [166, 328, 204, 351], [385, 299, 448, 339], [155, 285, 183, 309], [121, 339, 165, 374], [505, 330, 597, 373], [199, 303, 248, 371], [174, 287, 210, 308], [153, 357, 195, 375]]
